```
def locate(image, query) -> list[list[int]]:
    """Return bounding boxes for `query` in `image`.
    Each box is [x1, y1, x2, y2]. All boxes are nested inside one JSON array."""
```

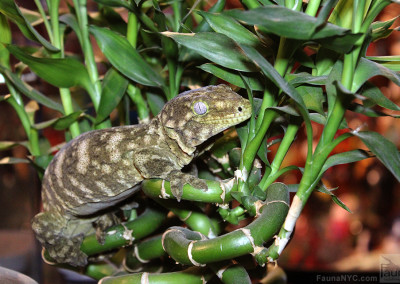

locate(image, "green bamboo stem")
[[49, 0, 80, 138], [72, 0, 101, 110], [125, 235, 165, 269], [7, 94, 41, 155], [305, 0, 322, 16], [211, 263, 252, 284], [162, 183, 289, 266], [126, 85, 150, 122], [241, 0, 261, 9], [259, 123, 299, 190], [267, 1, 382, 259], [255, 89, 275, 131], [167, 59, 177, 99], [99, 267, 213, 284], [127, 12, 138, 48], [85, 263, 118, 280], [80, 206, 167, 256], [34, 0, 54, 43], [241, 110, 277, 180], [172, 0, 181, 32], [142, 179, 235, 204]]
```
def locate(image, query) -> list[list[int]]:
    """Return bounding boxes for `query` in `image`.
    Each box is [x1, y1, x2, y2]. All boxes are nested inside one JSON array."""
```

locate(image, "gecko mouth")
[[201, 107, 252, 125]]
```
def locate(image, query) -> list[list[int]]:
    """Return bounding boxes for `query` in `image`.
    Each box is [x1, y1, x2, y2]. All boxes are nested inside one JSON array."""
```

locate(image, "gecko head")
[[160, 85, 251, 153]]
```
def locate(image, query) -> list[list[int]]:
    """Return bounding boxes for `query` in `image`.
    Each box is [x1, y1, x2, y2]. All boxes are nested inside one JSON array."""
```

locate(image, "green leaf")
[[92, 0, 133, 11], [0, 157, 29, 164], [366, 55, 400, 72], [371, 16, 399, 42], [0, 141, 28, 151], [360, 82, 400, 111], [353, 131, 400, 182], [90, 26, 164, 87], [163, 32, 257, 72], [199, 64, 264, 91], [352, 58, 400, 92], [6, 45, 95, 97], [146, 92, 166, 116], [296, 85, 325, 114], [198, 11, 260, 47], [227, 6, 361, 53], [321, 149, 374, 174], [317, 186, 352, 213], [59, 14, 83, 48], [226, 6, 351, 40], [288, 73, 327, 87], [309, 113, 348, 129], [95, 68, 129, 124], [0, 65, 64, 113], [33, 111, 83, 130], [240, 45, 309, 116], [0, 13, 11, 66], [0, 0, 58, 52], [349, 103, 400, 118]]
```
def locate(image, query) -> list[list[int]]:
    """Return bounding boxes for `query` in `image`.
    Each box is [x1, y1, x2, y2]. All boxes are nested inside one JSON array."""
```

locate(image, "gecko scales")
[[31, 85, 251, 266]]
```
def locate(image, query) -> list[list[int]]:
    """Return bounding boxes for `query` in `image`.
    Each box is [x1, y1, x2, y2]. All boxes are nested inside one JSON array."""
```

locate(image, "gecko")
[[31, 84, 251, 267]]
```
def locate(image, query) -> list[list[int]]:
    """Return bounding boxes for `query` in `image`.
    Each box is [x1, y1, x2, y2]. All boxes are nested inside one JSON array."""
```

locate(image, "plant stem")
[[259, 123, 299, 190], [127, 12, 138, 48], [305, 0, 322, 16], [241, 110, 277, 182], [34, 0, 54, 43], [72, 0, 101, 110], [172, 0, 181, 32], [49, 0, 80, 138], [126, 85, 149, 122], [7, 93, 40, 155]]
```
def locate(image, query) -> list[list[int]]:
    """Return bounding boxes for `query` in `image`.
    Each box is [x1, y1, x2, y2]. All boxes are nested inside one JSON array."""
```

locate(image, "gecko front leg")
[[132, 148, 208, 201]]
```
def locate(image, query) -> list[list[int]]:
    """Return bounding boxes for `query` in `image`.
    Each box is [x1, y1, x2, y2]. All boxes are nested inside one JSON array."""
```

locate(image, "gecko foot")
[[168, 171, 208, 201]]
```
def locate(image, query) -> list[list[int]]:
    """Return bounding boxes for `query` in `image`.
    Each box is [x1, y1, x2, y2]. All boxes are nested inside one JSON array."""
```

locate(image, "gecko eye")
[[193, 101, 208, 115]]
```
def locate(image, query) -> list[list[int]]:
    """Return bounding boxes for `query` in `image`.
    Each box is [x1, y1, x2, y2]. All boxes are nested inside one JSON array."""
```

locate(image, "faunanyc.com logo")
[[380, 254, 400, 283]]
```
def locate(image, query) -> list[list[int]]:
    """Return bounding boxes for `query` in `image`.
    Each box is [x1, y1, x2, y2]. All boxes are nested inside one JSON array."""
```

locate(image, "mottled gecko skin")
[[31, 85, 251, 267]]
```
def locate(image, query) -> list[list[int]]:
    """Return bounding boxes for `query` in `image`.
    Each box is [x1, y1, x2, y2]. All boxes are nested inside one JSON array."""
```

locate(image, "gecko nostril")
[[238, 106, 243, 112]]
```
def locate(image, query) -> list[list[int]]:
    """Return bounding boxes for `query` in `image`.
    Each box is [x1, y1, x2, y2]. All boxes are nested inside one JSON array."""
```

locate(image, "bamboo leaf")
[[6, 45, 95, 97], [317, 186, 352, 213], [59, 14, 83, 48], [33, 111, 83, 130], [371, 16, 399, 42], [310, 113, 348, 129], [296, 85, 325, 114], [240, 45, 309, 115], [352, 58, 400, 92], [92, 0, 133, 10], [199, 64, 264, 91], [226, 6, 351, 40], [90, 26, 164, 87], [0, 157, 29, 164], [197, 11, 260, 47], [163, 32, 257, 72], [95, 68, 129, 124], [366, 55, 400, 72], [146, 92, 166, 116], [353, 131, 400, 182], [288, 73, 327, 87], [360, 82, 400, 111], [0, 65, 64, 113], [0, 0, 58, 52], [0, 141, 29, 151], [226, 6, 361, 53], [321, 149, 374, 174]]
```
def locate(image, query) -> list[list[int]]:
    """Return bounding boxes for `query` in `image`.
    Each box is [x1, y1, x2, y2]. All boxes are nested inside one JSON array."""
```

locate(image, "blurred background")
[[0, 1, 399, 283]]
